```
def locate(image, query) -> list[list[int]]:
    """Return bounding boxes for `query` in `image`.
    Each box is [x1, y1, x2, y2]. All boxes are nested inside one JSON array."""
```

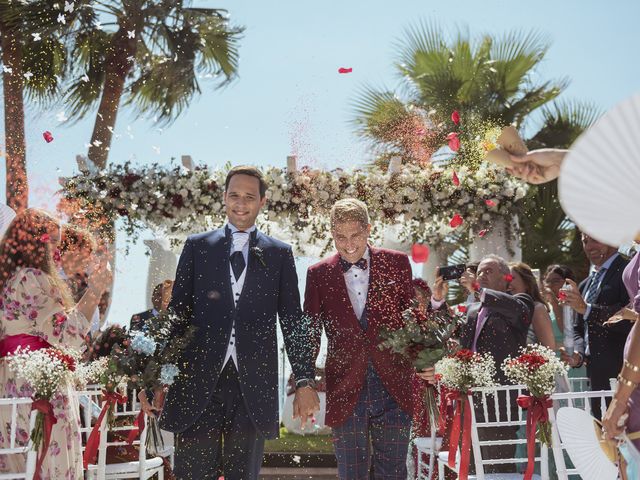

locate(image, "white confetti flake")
[[57, 13, 66, 24], [2, 65, 13, 74], [92, 140, 102, 147], [23, 72, 33, 80], [127, 30, 135, 39], [64, 1, 74, 12], [31, 33, 41, 41], [81, 74, 89, 82]]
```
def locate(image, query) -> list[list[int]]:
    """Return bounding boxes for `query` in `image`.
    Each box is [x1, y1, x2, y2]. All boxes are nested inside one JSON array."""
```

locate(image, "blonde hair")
[[330, 198, 370, 228]]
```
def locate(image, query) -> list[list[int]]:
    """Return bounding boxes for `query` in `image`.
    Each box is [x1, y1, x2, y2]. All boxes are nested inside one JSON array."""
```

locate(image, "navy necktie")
[[230, 251, 245, 281]]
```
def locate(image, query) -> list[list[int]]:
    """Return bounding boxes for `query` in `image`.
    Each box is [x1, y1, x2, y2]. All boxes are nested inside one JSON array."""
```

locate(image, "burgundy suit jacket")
[[304, 246, 415, 427]]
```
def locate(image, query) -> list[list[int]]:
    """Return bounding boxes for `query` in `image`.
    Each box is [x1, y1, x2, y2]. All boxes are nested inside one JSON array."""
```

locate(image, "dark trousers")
[[332, 365, 411, 479], [173, 361, 265, 480]]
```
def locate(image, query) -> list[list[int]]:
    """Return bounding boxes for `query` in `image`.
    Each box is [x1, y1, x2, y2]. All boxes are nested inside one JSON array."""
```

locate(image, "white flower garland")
[[60, 162, 528, 256]]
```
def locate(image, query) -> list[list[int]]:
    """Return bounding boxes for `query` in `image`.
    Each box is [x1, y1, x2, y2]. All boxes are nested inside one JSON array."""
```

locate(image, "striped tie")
[[583, 268, 606, 356]]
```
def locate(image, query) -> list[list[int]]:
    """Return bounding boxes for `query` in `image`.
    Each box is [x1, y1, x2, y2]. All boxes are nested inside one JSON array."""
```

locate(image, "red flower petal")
[[558, 291, 567, 301], [451, 110, 460, 125], [446, 132, 460, 152], [504, 274, 514, 282], [42, 131, 54, 143], [485, 199, 497, 207], [452, 171, 460, 187], [39, 233, 50, 243], [411, 243, 430, 263], [457, 304, 467, 313], [478, 229, 488, 238], [338, 67, 353, 74], [472, 281, 480, 291], [449, 213, 463, 228]]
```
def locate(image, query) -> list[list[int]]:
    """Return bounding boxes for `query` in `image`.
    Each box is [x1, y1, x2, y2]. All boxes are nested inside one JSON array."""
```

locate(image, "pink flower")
[[28, 310, 38, 320], [449, 213, 463, 228], [447, 132, 460, 152]]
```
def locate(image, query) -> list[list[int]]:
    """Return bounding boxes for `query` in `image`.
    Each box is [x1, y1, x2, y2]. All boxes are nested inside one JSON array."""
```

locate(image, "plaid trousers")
[[332, 364, 411, 479]]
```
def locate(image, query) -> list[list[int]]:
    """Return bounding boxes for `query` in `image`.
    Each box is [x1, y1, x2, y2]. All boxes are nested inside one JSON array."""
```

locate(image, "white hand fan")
[[0, 203, 16, 239], [559, 93, 640, 246], [556, 407, 619, 480]]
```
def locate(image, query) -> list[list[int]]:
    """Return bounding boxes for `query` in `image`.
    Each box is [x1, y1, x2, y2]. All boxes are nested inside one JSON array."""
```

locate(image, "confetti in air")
[[42, 131, 54, 143], [338, 67, 353, 74]]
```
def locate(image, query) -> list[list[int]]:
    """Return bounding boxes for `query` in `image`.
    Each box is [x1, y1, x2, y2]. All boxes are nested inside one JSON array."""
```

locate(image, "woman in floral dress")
[[0, 209, 111, 479]]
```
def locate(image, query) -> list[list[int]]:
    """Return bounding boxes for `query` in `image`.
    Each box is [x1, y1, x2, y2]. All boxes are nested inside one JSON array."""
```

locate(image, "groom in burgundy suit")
[[304, 198, 415, 479]]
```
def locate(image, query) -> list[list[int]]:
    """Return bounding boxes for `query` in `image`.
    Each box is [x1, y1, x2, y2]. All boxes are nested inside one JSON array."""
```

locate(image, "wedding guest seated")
[[129, 279, 174, 332], [509, 262, 556, 349], [0, 208, 111, 479]]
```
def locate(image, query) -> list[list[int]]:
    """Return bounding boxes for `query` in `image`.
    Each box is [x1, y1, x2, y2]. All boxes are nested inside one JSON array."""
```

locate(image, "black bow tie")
[[340, 257, 368, 273]]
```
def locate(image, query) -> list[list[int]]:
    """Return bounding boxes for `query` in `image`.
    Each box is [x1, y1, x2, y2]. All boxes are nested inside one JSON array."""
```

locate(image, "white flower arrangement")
[[502, 344, 569, 397], [435, 348, 497, 392]]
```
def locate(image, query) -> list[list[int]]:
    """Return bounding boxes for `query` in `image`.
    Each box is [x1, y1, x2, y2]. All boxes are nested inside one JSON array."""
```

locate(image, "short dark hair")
[[225, 166, 268, 198], [544, 264, 575, 282]]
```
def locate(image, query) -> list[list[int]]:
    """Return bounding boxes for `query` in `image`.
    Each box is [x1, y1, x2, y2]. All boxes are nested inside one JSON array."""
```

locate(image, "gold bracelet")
[[617, 374, 639, 389], [624, 359, 640, 372]]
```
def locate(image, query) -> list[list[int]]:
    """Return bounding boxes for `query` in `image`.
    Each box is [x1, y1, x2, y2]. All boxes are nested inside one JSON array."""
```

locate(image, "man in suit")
[[304, 198, 415, 479], [158, 166, 319, 480], [562, 234, 631, 397], [434, 254, 534, 473], [129, 280, 173, 332]]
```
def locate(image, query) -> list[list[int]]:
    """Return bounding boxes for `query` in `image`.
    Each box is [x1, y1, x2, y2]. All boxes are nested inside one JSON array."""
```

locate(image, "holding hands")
[[293, 384, 320, 430]]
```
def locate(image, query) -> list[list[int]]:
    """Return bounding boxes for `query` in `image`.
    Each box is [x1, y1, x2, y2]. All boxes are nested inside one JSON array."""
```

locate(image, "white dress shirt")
[[343, 248, 371, 320], [222, 223, 256, 370]]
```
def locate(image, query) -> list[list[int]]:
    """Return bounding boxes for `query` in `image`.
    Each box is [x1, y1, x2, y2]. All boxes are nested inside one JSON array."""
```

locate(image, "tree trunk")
[[1, 25, 27, 213], [86, 29, 137, 169]]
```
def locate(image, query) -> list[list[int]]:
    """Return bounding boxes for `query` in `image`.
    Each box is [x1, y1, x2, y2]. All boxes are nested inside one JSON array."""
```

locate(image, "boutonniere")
[[251, 246, 266, 267]]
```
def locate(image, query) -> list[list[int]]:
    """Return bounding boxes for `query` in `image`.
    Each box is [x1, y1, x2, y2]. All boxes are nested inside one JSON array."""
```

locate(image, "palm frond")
[[530, 99, 602, 149]]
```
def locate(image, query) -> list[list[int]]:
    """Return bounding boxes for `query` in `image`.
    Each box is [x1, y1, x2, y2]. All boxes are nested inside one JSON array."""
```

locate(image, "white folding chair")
[[0, 397, 37, 480], [414, 432, 442, 480], [438, 384, 548, 480], [567, 377, 590, 393], [548, 389, 613, 480], [77, 389, 165, 480]]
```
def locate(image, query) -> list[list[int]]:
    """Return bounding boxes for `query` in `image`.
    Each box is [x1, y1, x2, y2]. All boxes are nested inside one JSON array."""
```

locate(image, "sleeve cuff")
[[430, 298, 445, 309], [584, 304, 592, 319]]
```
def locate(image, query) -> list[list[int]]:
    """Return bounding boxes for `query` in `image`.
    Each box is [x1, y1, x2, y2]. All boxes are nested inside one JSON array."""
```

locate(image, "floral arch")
[[59, 159, 528, 259]]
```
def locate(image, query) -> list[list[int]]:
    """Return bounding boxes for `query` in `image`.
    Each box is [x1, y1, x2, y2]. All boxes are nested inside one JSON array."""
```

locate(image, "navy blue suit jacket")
[[159, 227, 313, 439]]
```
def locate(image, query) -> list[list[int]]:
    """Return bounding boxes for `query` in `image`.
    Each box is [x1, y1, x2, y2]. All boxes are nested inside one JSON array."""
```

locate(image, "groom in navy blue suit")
[[159, 166, 319, 480]]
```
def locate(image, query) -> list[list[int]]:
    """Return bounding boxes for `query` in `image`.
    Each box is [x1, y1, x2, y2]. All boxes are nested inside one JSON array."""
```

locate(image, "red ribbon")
[[30, 399, 57, 480], [126, 410, 145, 445], [0, 333, 50, 357], [517, 394, 553, 480], [446, 391, 472, 480], [83, 391, 128, 468]]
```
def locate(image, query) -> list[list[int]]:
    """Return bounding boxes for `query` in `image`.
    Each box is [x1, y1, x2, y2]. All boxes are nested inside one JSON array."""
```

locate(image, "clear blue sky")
[[1, 0, 639, 324]]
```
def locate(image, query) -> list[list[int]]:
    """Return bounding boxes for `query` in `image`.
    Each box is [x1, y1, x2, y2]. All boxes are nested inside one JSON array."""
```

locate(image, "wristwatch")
[[295, 378, 317, 390]]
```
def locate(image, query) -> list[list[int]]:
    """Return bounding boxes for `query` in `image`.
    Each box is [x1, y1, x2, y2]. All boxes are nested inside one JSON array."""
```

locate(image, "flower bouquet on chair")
[[502, 344, 569, 480], [114, 309, 196, 455], [435, 349, 497, 480], [379, 302, 461, 427], [7, 346, 79, 480]]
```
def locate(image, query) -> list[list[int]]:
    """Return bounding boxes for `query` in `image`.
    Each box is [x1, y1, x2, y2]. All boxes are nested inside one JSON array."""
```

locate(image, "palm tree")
[[0, 1, 67, 212], [353, 23, 569, 167], [520, 100, 601, 277], [60, 1, 243, 170], [352, 22, 601, 276]]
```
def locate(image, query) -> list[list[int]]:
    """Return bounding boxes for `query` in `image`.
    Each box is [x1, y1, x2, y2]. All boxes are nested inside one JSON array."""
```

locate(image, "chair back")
[[469, 384, 549, 480], [0, 397, 37, 480], [548, 389, 613, 480]]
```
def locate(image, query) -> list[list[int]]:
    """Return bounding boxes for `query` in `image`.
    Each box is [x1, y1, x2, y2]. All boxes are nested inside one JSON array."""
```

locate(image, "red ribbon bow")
[[446, 391, 473, 480], [517, 394, 553, 480], [31, 399, 57, 480], [83, 391, 128, 468], [126, 410, 146, 445]]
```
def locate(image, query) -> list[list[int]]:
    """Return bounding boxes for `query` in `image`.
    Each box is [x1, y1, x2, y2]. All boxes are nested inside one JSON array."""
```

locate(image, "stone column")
[[144, 237, 178, 309], [468, 216, 522, 263]]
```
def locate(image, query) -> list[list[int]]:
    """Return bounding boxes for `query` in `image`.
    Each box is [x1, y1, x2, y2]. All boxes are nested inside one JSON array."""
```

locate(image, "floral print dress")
[[0, 268, 89, 479]]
